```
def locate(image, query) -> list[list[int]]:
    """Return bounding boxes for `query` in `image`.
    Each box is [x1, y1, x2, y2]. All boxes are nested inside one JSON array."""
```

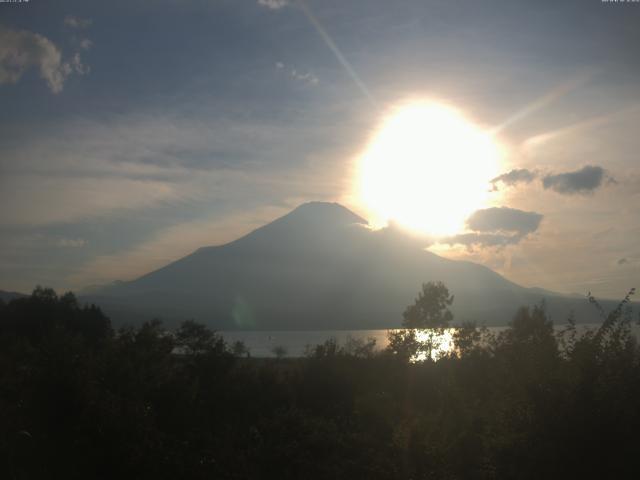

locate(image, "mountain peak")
[[286, 201, 367, 226], [219, 201, 368, 251]]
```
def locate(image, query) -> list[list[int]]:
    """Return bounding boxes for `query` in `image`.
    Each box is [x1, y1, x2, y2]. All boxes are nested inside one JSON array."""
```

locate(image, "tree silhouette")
[[175, 319, 226, 356], [272, 344, 288, 359], [402, 281, 454, 329], [387, 281, 455, 361], [3, 285, 640, 478]]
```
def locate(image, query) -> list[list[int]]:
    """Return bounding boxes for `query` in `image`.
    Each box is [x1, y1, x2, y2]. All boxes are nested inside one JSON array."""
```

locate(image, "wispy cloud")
[[0, 233, 86, 250], [442, 232, 526, 248], [0, 27, 89, 93], [64, 15, 93, 29], [79, 38, 93, 51], [490, 168, 537, 191], [257, 0, 289, 10], [0, 109, 349, 228], [276, 61, 319, 85], [0, 175, 181, 226], [56, 237, 87, 248]]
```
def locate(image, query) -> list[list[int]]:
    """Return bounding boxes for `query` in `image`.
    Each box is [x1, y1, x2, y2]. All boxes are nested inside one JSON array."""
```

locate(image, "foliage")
[[387, 281, 456, 361], [175, 319, 227, 356], [305, 335, 377, 359], [0, 286, 111, 345], [402, 281, 454, 329], [271, 344, 288, 359], [1, 286, 639, 479], [384, 329, 421, 360]]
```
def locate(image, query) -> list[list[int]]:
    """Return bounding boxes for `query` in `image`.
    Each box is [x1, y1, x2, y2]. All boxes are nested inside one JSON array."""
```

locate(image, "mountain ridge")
[[83, 202, 625, 329]]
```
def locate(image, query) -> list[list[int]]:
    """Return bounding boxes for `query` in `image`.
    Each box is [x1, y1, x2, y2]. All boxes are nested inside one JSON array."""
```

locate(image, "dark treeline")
[[1, 285, 640, 479]]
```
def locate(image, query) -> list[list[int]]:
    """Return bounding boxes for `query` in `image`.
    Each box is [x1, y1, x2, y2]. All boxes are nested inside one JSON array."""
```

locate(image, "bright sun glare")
[[358, 101, 501, 236]]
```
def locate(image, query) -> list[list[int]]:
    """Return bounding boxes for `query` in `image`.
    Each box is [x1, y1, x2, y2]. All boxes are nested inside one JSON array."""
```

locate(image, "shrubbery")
[[1, 286, 639, 479]]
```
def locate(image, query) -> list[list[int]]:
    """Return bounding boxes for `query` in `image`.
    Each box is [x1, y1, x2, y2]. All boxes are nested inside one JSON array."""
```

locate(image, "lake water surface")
[[220, 324, 632, 358]]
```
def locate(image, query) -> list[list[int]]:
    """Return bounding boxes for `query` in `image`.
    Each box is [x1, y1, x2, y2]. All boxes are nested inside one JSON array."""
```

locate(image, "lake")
[[220, 324, 631, 358]]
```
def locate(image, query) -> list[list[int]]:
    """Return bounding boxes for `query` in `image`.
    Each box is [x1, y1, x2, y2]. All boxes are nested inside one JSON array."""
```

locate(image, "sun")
[[357, 101, 502, 236]]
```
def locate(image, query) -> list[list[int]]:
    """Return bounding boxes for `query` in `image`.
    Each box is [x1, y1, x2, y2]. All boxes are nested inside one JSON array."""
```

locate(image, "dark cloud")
[[616, 257, 639, 267], [442, 232, 523, 248], [490, 169, 537, 190], [443, 207, 543, 248], [542, 165, 608, 195], [467, 207, 543, 235], [491, 165, 614, 195]]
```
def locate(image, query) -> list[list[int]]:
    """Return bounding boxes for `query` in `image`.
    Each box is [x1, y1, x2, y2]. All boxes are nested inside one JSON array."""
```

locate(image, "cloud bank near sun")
[[441, 207, 543, 248], [491, 165, 614, 195]]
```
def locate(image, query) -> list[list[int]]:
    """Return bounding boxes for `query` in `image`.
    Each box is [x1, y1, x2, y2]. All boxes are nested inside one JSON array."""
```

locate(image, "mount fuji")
[[83, 202, 613, 329]]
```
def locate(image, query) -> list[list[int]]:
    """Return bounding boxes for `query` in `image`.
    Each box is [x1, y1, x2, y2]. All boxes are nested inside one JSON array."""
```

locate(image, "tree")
[[385, 328, 421, 360], [402, 281, 454, 329], [175, 319, 226, 356], [0, 286, 111, 345], [387, 281, 455, 361], [272, 345, 288, 359]]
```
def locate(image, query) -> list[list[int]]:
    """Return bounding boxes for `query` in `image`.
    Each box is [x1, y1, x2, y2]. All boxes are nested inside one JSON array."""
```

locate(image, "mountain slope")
[[85, 202, 614, 329], [0, 290, 28, 303]]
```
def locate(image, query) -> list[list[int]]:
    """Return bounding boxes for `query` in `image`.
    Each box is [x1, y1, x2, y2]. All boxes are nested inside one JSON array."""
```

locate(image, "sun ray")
[[522, 103, 640, 151], [491, 70, 594, 135], [296, 0, 378, 109]]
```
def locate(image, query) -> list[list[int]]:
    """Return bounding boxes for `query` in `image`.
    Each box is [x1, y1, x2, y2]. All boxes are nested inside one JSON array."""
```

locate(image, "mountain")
[[0, 290, 28, 303], [84, 202, 619, 329]]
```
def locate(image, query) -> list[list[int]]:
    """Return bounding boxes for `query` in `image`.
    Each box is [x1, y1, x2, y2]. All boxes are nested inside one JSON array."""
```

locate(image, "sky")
[[0, 0, 639, 298]]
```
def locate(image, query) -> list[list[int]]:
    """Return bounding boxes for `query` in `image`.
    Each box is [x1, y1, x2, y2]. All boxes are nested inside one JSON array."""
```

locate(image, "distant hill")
[[0, 290, 27, 303], [83, 202, 628, 329]]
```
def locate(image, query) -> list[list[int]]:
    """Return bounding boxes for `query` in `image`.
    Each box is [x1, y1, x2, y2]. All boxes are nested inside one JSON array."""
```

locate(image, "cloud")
[[443, 207, 543, 248], [490, 168, 537, 190], [0, 233, 86, 250], [292, 69, 319, 85], [0, 175, 182, 226], [276, 61, 319, 85], [79, 38, 93, 51], [542, 165, 610, 195], [64, 16, 93, 29], [617, 257, 640, 267], [0, 110, 347, 227], [258, 0, 289, 9], [56, 238, 86, 248], [490, 165, 614, 195], [0, 27, 89, 93], [442, 232, 525, 248], [68, 52, 90, 75], [467, 207, 543, 235]]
